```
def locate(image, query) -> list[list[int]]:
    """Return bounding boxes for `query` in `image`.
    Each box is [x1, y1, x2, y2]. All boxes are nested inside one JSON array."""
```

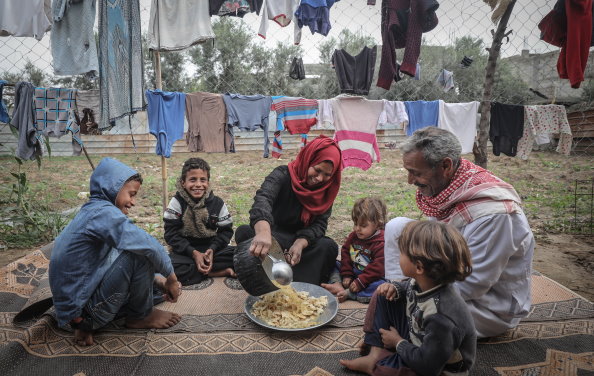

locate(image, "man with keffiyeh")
[[384, 128, 535, 338]]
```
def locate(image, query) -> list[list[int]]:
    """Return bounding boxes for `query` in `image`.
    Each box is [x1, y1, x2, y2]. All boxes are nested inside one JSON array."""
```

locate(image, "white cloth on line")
[[0, 0, 51, 40], [438, 100, 479, 154]]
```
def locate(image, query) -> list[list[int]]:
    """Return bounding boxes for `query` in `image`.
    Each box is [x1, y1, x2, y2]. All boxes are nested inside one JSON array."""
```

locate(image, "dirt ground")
[[1, 150, 593, 302]]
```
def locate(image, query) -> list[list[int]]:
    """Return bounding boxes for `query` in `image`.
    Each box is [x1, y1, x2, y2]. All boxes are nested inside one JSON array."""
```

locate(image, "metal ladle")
[[267, 254, 293, 286]]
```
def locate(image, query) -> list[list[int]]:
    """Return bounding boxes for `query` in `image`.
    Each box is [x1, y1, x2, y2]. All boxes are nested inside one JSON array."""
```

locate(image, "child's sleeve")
[[339, 233, 356, 278], [353, 238, 385, 289], [91, 207, 173, 277], [209, 201, 233, 252], [163, 196, 195, 258], [395, 314, 465, 375]]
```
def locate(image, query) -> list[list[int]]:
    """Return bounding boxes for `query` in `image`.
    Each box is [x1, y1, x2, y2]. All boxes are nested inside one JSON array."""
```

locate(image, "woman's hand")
[[376, 282, 397, 300], [250, 221, 272, 258], [287, 238, 308, 266]]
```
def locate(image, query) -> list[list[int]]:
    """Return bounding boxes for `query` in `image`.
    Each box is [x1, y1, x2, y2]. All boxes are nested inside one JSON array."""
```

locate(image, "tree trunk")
[[474, 0, 517, 168]]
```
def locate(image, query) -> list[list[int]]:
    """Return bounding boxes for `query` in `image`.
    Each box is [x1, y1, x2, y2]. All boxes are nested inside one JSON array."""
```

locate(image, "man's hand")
[[250, 221, 272, 258], [164, 273, 182, 303], [203, 249, 213, 274], [376, 282, 397, 300], [379, 326, 402, 350], [342, 277, 353, 289], [192, 250, 209, 274]]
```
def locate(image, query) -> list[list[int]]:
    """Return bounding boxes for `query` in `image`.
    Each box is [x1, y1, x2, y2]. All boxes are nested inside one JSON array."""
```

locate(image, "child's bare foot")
[[339, 346, 386, 375], [125, 309, 182, 329], [208, 268, 236, 278], [74, 328, 94, 346], [336, 289, 349, 303], [322, 282, 348, 301]]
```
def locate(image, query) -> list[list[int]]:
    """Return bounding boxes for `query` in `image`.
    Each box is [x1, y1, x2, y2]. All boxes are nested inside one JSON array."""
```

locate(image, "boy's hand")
[[203, 249, 213, 273], [164, 274, 182, 302], [193, 250, 209, 274], [376, 282, 397, 300], [379, 326, 402, 349], [349, 281, 362, 293], [342, 277, 353, 289]]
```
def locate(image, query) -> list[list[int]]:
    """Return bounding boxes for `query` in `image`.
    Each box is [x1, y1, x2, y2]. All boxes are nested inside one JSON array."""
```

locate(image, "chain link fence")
[[0, 0, 592, 151]]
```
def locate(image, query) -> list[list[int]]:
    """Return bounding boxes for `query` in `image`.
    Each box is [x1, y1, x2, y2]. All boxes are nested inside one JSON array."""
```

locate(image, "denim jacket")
[[49, 158, 173, 327]]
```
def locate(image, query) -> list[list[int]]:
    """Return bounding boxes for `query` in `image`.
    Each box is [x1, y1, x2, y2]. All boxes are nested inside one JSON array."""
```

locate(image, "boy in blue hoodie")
[[49, 158, 182, 346]]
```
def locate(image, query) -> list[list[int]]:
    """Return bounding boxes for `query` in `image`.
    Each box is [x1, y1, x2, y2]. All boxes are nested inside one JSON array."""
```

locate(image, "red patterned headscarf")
[[288, 135, 342, 226], [416, 159, 522, 227]]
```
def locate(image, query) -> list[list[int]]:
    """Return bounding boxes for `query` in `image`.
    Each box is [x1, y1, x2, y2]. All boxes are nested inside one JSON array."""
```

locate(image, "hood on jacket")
[[89, 158, 138, 205]]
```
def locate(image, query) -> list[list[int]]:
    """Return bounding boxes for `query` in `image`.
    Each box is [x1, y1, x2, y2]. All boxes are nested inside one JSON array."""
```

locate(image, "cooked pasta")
[[251, 284, 328, 328]]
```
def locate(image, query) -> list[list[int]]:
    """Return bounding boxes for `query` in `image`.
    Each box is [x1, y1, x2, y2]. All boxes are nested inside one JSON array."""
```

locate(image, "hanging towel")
[[146, 90, 186, 158], [149, 0, 214, 51], [223, 93, 273, 158], [75, 90, 101, 132], [98, 0, 144, 130], [315, 99, 334, 129], [0, 0, 51, 40], [271, 131, 283, 159], [0, 80, 10, 124], [332, 45, 377, 96], [378, 100, 408, 129], [271, 96, 318, 135], [403, 100, 439, 136], [438, 101, 479, 154], [10, 82, 42, 160], [51, 0, 98, 78], [436, 69, 454, 92], [489, 102, 524, 157], [289, 57, 306, 80], [185, 92, 229, 153], [295, 0, 340, 37], [258, 0, 302, 45], [516, 105, 572, 160], [331, 95, 383, 170], [34, 87, 77, 137]]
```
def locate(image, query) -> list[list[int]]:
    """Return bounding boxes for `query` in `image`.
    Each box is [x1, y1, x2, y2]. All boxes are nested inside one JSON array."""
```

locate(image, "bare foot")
[[340, 346, 386, 375], [208, 268, 236, 278], [125, 308, 182, 329], [74, 328, 94, 346], [322, 282, 346, 296], [336, 289, 349, 303]]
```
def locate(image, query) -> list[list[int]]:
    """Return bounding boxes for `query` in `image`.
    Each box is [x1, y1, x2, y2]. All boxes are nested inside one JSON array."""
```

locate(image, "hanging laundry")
[[146, 90, 186, 158], [414, 62, 421, 80], [51, 0, 98, 78], [315, 99, 334, 129], [300, 134, 308, 148], [271, 96, 318, 135], [34, 87, 77, 137], [538, 0, 592, 89], [217, 0, 251, 17], [258, 0, 302, 45], [378, 100, 408, 129], [460, 55, 474, 68], [437, 101, 479, 154], [516, 105, 572, 160], [75, 90, 101, 134], [489, 102, 524, 157], [10, 82, 41, 160], [271, 131, 283, 159], [98, 0, 144, 130], [248, 0, 264, 14], [289, 57, 306, 80], [149, 0, 214, 51], [223, 93, 273, 158], [0, 0, 51, 40], [185, 92, 229, 153], [403, 100, 439, 136], [376, 0, 439, 90], [0, 80, 10, 124], [295, 0, 340, 37], [436, 69, 454, 92], [65, 109, 82, 156], [483, 0, 513, 24], [332, 45, 377, 96], [331, 95, 383, 170]]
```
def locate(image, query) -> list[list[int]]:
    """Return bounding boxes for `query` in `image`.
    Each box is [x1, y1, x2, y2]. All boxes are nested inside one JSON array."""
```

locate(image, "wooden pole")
[[154, 50, 168, 213], [474, 0, 517, 169]]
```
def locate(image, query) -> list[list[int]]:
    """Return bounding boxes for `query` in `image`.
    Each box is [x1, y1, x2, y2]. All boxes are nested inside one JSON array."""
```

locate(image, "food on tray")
[[251, 284, 328, 328]]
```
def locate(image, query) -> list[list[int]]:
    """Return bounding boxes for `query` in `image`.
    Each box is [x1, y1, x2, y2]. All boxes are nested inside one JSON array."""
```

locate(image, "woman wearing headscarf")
[[235, 135, 342, 285]]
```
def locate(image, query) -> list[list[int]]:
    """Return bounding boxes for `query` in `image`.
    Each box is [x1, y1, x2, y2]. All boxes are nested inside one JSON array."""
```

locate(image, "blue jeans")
[[77, 252, 163, 331]]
